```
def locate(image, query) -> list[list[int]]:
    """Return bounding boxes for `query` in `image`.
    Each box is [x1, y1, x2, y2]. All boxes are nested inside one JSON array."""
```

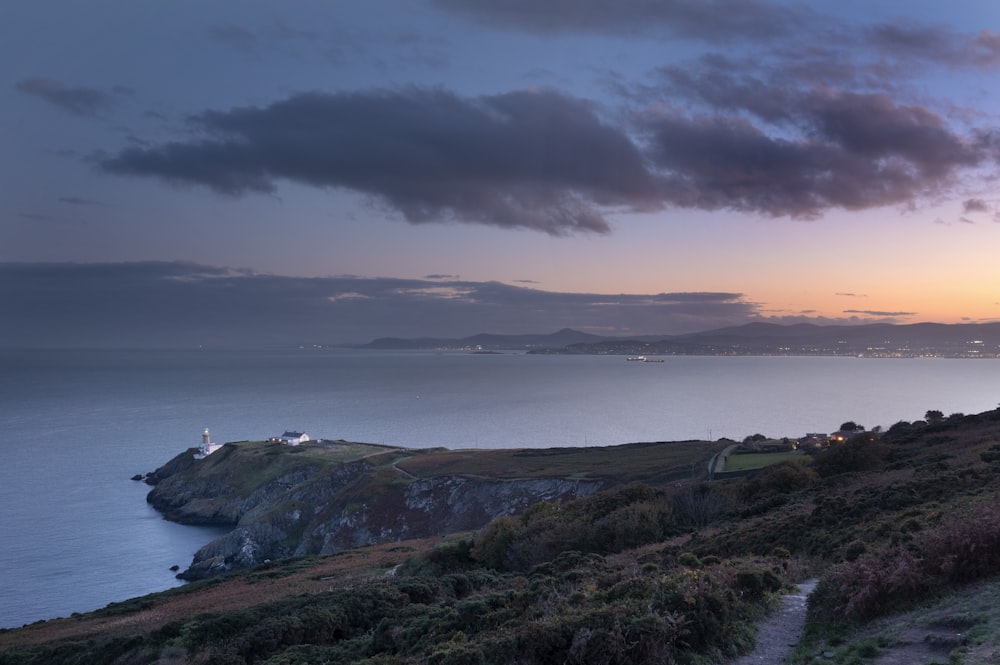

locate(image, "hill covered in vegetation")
[[142, 437, 725, 579], [4, 408, 1000, 664]]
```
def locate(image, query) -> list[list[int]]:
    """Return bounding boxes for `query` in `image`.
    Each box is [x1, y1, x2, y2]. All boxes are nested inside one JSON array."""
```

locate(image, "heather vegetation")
[[5, 408, 1000, 664]]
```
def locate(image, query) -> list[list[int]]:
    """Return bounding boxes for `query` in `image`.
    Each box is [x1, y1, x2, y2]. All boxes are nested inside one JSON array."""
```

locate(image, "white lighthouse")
[[194, 427, 222, 459]]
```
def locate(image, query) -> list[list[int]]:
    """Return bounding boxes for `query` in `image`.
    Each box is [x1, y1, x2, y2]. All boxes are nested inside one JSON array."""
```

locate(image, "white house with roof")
[[279, 431, 310, 446]]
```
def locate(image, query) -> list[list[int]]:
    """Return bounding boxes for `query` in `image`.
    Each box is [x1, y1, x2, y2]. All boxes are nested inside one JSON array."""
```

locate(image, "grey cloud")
[[836, 293, 868, 298], [98, 79, 1000, 228], [209, 21, 319, 55], [100, 88, 660, 235], [15, 77, 120, 116], [644, 59, 989, 216], [843, 309, 917, 317], [643, 112, 904, 217], [428, 0, 812, 42], [963, 198, 990, 213], [209, 24, 259, 54], [59, 196, 105, 206], [424, 273, 459, 280], [0, 262, 759, 348], [432, 0, 1000, 72], [868, 24, 1000, 68], [17, 212, 53, 222]]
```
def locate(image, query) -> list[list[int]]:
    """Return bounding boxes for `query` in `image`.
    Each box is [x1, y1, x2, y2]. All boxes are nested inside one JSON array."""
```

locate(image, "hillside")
[[144, 437, 725, 579], [4, 409, 1000, 664]]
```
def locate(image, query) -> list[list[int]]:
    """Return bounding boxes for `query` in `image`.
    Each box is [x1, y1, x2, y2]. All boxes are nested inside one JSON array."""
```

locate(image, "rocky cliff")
[[146, 441, 603, 579]]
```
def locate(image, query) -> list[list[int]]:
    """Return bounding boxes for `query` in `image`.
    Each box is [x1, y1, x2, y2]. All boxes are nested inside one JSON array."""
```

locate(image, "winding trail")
[[727, 579, 818, 665]]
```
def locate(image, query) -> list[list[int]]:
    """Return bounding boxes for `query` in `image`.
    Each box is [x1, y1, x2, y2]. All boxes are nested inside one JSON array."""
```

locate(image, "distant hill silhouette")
[[361, 322, 1000, 357], [360, 327, 609, 350]]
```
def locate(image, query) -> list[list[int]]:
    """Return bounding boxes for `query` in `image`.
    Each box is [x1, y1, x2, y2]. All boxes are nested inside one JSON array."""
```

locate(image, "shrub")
[[812, 434, 886, 477], [810, 501, 1000, 624], [843, 540, 867, 562], [471, 484, 681, 572], [677, 552, 702, 568], [740, 461, 818, 502]]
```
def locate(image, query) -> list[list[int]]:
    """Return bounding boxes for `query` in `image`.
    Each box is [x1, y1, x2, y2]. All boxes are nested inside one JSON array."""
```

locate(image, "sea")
[[1, 348, 999, 629]]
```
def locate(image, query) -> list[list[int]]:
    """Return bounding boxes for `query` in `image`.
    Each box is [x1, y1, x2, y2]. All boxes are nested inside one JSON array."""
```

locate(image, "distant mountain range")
[[360, 322, 1000, 358], [360, 327, 613, 350]]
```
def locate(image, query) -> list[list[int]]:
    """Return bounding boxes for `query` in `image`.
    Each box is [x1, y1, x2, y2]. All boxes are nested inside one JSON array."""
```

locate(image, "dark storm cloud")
[[15, 77, 121, 116], [428, 0, 811, 42], [99, 88, 660, 235], [0, 262, 759, 348]]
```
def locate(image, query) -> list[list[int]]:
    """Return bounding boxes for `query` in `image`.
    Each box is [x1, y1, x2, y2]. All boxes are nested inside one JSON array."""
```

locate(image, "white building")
[[279, 431, 310, 446], [194, 427, 222, 459]]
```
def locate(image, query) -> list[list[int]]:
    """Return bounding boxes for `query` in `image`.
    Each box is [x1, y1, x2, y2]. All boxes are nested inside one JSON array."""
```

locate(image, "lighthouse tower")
[[194, 427, 222, 459]]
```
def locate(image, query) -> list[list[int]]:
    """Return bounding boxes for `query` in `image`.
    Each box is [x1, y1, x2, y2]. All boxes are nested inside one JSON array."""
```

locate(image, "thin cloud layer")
[[869, 23, 1000, 68], [428, 0, 811, 42], [100, 89, 659, 235], [0, 262, 759, 348], [15, 77, 126, 116]]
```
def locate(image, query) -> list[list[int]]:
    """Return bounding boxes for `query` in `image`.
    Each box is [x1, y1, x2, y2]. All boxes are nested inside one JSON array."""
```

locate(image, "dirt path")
[[727, 578, 818, 665]]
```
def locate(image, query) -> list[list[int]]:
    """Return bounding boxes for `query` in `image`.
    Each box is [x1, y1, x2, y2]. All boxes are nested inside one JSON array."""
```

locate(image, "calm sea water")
[[1, 348, 999, 628]]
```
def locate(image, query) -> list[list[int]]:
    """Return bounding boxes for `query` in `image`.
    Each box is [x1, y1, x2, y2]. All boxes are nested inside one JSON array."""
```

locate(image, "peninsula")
[[141, 437, 724, 579]]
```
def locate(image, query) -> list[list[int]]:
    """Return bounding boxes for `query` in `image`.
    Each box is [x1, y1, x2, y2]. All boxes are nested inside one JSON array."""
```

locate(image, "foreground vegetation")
[[4, 408, 1000, 664]]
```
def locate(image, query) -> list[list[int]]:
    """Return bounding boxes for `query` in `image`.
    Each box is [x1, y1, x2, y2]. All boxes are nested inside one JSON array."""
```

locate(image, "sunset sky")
[[4, 1, 1000, 346]]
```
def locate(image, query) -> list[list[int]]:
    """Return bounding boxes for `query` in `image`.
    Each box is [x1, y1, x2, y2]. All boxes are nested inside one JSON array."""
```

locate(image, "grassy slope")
[[722, 450, 805, 471], [5, 411, 1000, 664], [173, 438, 725, 490], [397, 439, 727, 483]]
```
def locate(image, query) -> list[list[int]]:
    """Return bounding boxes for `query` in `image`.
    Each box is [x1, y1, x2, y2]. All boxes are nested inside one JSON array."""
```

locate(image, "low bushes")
[[471, 483, 685, 572], [810, 501, 1000, 624]]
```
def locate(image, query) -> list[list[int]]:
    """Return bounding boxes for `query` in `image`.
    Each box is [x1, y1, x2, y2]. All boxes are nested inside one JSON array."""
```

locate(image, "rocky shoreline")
[[141, 441, 603, 579]]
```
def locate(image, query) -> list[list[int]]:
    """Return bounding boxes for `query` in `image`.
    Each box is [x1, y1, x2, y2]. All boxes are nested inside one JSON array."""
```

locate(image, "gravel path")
[[727, 579, 818, 665]]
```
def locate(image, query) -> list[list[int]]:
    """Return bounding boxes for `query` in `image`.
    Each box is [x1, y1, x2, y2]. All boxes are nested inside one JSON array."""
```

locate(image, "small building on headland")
[[798, 433, 829, 449], [193, 428, 222, 459], [277, 431, 311, 446]]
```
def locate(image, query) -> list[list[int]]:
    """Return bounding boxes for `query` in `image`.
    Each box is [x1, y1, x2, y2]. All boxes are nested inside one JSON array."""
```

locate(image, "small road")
[[391, 458, 417, 480]]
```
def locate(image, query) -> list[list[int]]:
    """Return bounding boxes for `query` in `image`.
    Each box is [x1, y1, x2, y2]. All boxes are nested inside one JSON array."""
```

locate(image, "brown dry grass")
[[0, 536, 441, 651]]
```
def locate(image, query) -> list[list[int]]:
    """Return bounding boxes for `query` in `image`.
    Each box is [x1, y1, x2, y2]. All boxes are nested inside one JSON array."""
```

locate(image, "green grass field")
[[722, 450, 805, 471]]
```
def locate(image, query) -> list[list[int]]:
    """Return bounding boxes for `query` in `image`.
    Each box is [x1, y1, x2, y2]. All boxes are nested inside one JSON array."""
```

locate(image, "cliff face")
[[145, 443, 602, 579]]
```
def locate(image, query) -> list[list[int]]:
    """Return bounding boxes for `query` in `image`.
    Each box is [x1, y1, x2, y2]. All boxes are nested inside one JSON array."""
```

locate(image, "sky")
[[4, 0, 1000, 347]]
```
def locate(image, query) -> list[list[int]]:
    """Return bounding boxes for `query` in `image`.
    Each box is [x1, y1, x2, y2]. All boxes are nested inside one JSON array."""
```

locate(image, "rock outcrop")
[[145, 442, 603, 579]]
